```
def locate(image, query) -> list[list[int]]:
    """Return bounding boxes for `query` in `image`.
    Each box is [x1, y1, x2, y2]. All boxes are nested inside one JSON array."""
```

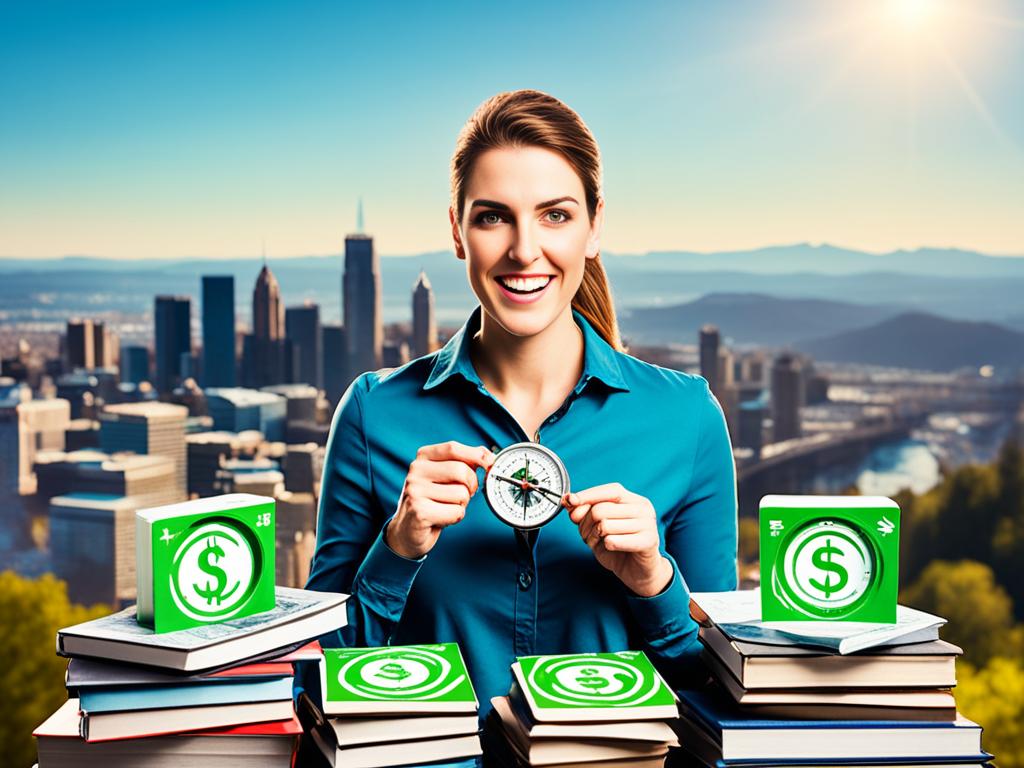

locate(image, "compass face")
[[484, 442, 570, 530]]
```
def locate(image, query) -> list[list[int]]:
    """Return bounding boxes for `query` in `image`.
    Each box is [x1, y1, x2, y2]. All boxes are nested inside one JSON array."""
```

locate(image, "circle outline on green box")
[[771, 517, 883, 619], [526, 656, 662, 708], [337, 647, 468, 701]]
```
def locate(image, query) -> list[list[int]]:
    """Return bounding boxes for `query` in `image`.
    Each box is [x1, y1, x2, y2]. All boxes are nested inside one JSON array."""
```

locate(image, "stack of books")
[[486, 651, 679, 767], [33, 586, 348, 766], [304, 643, 483, 768], [672, 590, 992, 767]]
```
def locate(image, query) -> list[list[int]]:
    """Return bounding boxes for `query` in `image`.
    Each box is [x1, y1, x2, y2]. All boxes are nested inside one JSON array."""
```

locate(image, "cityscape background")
[[2, 0, 1023, 765]]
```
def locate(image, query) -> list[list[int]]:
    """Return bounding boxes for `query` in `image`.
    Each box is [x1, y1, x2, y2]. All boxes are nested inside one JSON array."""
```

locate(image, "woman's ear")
[[585, 197, 604, 260], [449, 206, 466, 260]]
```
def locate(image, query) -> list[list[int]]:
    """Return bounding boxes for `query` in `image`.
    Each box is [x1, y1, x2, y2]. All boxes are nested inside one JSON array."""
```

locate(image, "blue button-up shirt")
[[303, 305, 738, 718]]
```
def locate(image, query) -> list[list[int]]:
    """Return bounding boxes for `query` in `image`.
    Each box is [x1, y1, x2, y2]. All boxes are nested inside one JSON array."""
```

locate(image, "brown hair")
[[450, 89, 625, 352]]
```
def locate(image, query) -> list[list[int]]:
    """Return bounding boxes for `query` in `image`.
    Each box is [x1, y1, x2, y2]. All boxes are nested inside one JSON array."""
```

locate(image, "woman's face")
[[450, 145, 603, 339]]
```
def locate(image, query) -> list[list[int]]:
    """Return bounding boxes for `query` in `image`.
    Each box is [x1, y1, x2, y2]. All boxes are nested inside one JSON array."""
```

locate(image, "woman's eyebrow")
[[469, 196, 579, 211]]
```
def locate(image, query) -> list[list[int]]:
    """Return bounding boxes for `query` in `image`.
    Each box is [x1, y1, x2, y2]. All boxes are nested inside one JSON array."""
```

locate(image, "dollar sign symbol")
[[376, 662, 412, 683], [575, 667, 610, 693], [193, 535, 240, 606], [808, 536, 849, 598]]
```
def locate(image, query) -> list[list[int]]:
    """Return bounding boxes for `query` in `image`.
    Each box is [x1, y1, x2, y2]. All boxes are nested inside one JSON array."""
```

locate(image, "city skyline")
[[2, 0, 1023, 260]]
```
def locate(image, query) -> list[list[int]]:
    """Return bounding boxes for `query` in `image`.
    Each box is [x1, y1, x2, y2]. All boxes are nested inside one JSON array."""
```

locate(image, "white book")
[[57, 587, 347, 672], [328, 712, 480, 747], [310, 728, 482, 768], [691, 589, 945, 654], [81, 698, 296, 742]]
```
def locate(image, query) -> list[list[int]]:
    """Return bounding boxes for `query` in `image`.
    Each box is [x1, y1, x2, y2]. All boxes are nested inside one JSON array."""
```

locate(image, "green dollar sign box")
[[759, 494, 899, 623], [136, 493, 276, 633]]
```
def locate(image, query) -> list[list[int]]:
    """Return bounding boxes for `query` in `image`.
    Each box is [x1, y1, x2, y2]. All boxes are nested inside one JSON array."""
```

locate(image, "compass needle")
[[484, 441, 570, 530]]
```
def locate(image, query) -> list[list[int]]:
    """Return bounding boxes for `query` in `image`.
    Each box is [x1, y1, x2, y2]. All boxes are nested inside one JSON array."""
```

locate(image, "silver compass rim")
[[484, 441, 570, 530]]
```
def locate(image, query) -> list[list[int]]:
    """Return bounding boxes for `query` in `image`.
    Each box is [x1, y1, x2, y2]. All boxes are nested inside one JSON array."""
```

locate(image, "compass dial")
[[484, 442, 570, 530]]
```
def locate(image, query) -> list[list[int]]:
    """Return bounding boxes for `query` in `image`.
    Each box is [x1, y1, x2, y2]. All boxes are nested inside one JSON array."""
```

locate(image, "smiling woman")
[[302, 89, 739, 722]]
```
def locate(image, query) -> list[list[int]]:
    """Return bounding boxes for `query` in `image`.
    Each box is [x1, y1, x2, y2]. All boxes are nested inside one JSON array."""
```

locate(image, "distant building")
[[699, 325, 720, 395], [93, 321, 117, 369], [412, 270, 438, 359], [261, 384, 318, 423], [66, 319, 94, 371], [322, 324, 347, 406], [738, 397, 768, 458], [49, 493, 137, 606], [343, 229, 382, 385], [0, 398, 70, 497], [206, 387, 287, 441], [120, 345, 150, 385], [154, 296, 191, 393], [99, 402, 189, 494], [382, 340, 410, 368], [33, 451, 181, 509], [771, 352, 804, 442], [285, 303, 322, 389], [201, 275, 236, 388], [242, 265, 289, 388]]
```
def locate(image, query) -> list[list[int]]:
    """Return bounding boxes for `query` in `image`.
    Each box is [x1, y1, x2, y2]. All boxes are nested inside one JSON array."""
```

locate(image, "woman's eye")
[[476, 212, 504, 225], [546, 210, 569, 223]]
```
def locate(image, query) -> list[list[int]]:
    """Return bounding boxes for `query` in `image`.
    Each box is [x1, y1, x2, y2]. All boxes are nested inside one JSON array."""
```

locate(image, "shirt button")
[[517, 571, 533, 590]]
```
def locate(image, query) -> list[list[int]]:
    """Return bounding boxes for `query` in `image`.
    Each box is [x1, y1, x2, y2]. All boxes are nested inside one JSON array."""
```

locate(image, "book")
[[136, 493, 277, 633], [321, 643, 478, 716], [57, 587, 347, 672], [328, 711, 480, 747], [676, 688, 987, 762], [699, 621, 960, 689], [491, 696, 673, 764], [78, 697, 296, 742], [701, 650, 957, 721], [79, 675, 294, 713], [691, 590, 945, 654], [309, 726, 482, 768], [34, 699, 300, 767], [512, 651, 678, 723], [503, 689, 678, 742]]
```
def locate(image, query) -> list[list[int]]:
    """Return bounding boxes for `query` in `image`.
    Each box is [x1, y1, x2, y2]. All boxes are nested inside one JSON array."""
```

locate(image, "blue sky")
[[1, 0, 1022, 259]]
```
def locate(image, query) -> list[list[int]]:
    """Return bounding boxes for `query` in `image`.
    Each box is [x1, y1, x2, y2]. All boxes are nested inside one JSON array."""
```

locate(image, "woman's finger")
[[417, 441, 495, 470], [593, 517, 646, 537], [601, 532, 657, 552], [565, 482, 630, 508], [417, 459, 480, 496]]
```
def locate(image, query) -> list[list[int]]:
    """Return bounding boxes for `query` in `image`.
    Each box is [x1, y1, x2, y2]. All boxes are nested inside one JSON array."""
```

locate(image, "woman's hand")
[[563, 482, 673, 597], [385, 441, 495, 559]]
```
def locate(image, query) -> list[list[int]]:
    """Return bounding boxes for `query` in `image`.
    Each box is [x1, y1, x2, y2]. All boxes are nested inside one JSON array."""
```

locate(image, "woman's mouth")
[[495, 275, 554, 304]]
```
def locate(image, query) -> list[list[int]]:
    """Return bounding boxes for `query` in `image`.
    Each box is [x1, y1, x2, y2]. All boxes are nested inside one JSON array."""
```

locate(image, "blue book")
[[79, 675, 293, 714], [676, 689, 989, 764]]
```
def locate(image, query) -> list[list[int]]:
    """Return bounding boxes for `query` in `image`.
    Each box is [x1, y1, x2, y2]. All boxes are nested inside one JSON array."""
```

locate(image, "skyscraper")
[[0, 398, 70, 497], [699, 325, 720, 395], [202, 275, 236, 387], [322, 324, 347, 406], [242, 264, 288, 387], [120, 345, 150, 385], [412, 270, 438, 359], [99, 402, 189, 494], [285, 302, 322, 388], [93, 321, 116, 369], [154, 296, 191, 393], [771, 352, 804, 443], [343, 223, 382, 384], [66, 319, 94, 371]]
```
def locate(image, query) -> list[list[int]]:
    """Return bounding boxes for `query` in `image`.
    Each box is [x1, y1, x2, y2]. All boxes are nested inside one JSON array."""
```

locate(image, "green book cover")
[[323, 643, 478, 715], [759, 494, 900, 623], [136, 493, 276, 633], [513, 651, 677, 722]]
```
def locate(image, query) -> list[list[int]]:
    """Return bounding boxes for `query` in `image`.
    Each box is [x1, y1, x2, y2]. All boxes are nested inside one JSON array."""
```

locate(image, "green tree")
[[956, 656, 1024, 768], [0, 571, 109, 768], [900, 559, 1019, 666]]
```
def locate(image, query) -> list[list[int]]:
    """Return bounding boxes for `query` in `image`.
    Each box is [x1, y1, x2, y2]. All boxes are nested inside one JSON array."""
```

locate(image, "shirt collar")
[[423, 305, 630, 393]]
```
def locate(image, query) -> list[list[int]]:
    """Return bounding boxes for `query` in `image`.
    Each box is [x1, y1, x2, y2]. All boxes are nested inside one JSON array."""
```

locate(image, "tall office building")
[[285, 303, 322, 388], [0, 398, 70, 497], [120, 345, 150, 385], [771, 352, 804, 443], [93, 321, 117, 369], [202, 275, 236, 387], [242, 265, 288, 387], [322, 324, 347, 406], [154, 296, 191, 393], [66, 319, 94, 371], [205, 388, 287, 441], [699, 325, 720, 395], [33, 451, 181, 508], [412, 270, 438, 359], [343, 221, 382, 384], [99, 402, 189, 494]]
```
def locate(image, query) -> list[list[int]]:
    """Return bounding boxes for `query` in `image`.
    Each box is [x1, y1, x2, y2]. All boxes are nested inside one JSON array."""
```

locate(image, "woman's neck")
[[470, 306, 585, 402]]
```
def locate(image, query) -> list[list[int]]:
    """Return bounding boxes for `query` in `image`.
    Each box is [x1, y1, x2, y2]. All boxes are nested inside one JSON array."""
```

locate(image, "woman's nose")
[[507, 223, 541, 265]]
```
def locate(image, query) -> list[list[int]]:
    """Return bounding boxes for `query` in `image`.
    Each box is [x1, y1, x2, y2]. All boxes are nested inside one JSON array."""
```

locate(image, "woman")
[[304, 89, 738, 716]]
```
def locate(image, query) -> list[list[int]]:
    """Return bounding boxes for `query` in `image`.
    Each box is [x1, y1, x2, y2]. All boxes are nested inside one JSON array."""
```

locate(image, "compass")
[[484, 442, 570, 530]]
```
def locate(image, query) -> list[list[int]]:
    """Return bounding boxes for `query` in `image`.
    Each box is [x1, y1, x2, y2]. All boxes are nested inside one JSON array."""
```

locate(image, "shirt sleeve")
[[625, 376, 739, 686], [296, 372, 427, 703]]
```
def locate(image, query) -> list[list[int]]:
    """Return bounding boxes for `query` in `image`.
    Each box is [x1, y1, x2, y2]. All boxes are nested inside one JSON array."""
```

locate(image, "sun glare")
[[887, 0, 941, 30]]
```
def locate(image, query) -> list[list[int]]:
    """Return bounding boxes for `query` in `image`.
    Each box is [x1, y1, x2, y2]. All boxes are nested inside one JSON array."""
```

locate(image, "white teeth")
[[498, 276, 552, 292]]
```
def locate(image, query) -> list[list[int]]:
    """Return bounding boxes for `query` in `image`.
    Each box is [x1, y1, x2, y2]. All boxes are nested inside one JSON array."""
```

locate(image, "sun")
[[887, 0, 941, 30]]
